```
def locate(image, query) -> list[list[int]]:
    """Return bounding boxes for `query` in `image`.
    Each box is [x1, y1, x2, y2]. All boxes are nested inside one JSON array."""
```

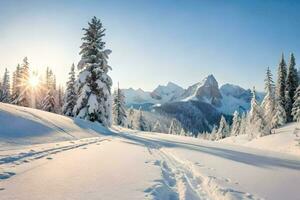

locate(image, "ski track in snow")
[[119, 133, 262, 200], [0, 137, 107, 181]]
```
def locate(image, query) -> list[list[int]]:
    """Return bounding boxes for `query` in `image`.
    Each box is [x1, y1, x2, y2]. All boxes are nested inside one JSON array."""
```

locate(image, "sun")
[[29, 74, 39, 88]]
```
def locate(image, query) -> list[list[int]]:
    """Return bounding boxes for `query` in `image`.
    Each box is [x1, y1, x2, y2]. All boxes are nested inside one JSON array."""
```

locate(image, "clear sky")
[[0, 0, 299, 91]]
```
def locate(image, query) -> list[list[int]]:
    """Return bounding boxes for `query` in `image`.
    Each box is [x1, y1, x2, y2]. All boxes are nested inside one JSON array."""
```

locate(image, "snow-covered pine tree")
[[216, 115, 229, 140], [62, 64, 77, 116], [57, 85, 64, 113], [41, 67, 56, 112], [73, 16, 113, 127], [168, 118, 181, 135], [11, 65, 20, 102], [180, 128, 186, 136], [261, 67, 275, 128], [239, 112, 247, 135], [276, 53, 287, 108], [112, 83, 127, 126], [271, 102, 286, 129], [231, 111, 241, 136], [1, 68, 11, 103], [285, 53, 299, 122], [210, 125, 218, 140], [41, 90, 56, 112], [137, 108, 147, 131], [248, 87, 266, 138], [292, 85, 300, 122], [15, 57, 30, 107], [127, 107, 135, 129], [153, 120, 161, 132]]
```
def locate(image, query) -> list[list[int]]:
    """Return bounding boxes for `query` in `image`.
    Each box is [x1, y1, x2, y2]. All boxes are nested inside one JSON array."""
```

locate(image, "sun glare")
[[29, 75, 39, 88]]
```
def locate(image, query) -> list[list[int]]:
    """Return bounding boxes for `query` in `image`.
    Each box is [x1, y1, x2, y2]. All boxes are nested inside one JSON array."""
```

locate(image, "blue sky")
[[0, 0, 299, 91]]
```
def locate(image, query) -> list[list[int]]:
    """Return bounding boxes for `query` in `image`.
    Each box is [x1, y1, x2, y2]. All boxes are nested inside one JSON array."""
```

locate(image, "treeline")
[[0, 57, 63, 112], [202, 53, 300, 141]]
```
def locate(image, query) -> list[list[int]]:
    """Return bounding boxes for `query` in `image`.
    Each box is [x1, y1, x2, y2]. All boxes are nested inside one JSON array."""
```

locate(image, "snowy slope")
[[1, 103, 299, 200], [0, 103, 112, 148], [220, 122, 300, 156]]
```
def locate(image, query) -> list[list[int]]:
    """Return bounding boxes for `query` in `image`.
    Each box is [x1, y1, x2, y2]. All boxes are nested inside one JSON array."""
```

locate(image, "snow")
[[0, 103, 111, 148], [1, 103, 300, 200], [221, 122, 300, 156]]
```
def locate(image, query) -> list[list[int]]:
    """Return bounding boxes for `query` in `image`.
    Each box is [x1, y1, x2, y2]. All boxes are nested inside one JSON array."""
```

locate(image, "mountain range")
[[122, 74, 264, 133], [122, 74, 263, 114]]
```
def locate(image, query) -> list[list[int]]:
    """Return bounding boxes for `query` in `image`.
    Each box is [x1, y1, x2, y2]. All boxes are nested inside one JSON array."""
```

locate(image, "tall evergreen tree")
[[262, 67, 275, 125], [57, 85, 64, 112], [153, 120, 162, 132], [231, 111, 241, 136], [216, 115, 229, 140], [1, 68, 11, 103], [127, 107, 135, 129], [239, 112, 247, 135], [15, 57, 30, 107], [11, 65, 20, 102], [210, 125, 218, 140], [285, 53, 298, 122], [112, 83, 127, 126], [292, 85, 300, 122], [41, 67, 56, 112], [73, 16, 113, 127], [137, 108, 147, 131], [168, 118, 181, 135], [62, 64, 77, 116], [275, 53, 287, 108], [248, 87, 266, 138], [271, 102, 286, 129]]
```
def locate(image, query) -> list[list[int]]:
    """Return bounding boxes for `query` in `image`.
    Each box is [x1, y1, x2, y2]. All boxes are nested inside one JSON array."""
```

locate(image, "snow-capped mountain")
[[178, 74, 222, 107], [150, 82, 184, 103], [122, 82, 184, 107], [123, 74, 263, 115], [122, 88, 154, 105]]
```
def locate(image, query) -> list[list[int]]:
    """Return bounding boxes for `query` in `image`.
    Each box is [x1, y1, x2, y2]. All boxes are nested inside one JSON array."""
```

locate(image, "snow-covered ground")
[[220, 123, 300, 156], [1, 103, 300, 200]]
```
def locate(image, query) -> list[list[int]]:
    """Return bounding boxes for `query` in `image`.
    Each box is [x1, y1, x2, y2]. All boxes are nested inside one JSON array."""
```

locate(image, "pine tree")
[[248, 87, 266, 138], [271, 102, 286, 129], [262, 67, 275, 125], [285, 53, 298, 122], [153, 120, 161, 132], [1, 68, 11, 103], [11, 65, 19, 102], [180, 128, 186, 136], [239, 112, 247, 135], [276, 53, 287, 108], [292, 85, 300, 122], [127, 107, 135, 129], [15, 57, 30, 107], [62, 64, 77, 116], [210, 125, 218, 140], [73, 16, 113, 127], [137, 108, 147, 131], [231, 111, 241, 136], [168, 118, 181, 135], [57, 85, 64, 113], [216, 116, 229, 140], [41, 90, 56, 112], [41, 67, 56, 112], [112, 83, 127, 126]]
